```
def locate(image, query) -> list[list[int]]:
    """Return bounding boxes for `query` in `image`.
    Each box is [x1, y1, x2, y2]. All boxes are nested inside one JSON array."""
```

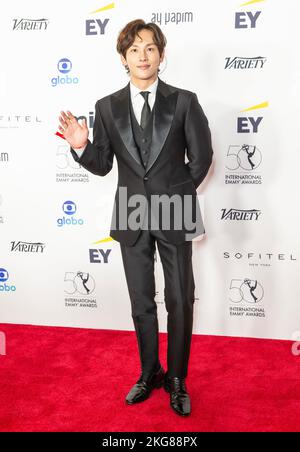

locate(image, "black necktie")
[[140, 91, 151, 130]]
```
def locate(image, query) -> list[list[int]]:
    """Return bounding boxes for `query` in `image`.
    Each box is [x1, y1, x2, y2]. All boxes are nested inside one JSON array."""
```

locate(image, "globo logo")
[[51, 58, 79, 87], [0, 268, 8, 282], [63, 201, 76, 215], [0, 268, 16, 291], [57, 201, 84, 227], [57, 217, 84, 227], [51, 75, 79, 87], [57, 58, 72, 74]]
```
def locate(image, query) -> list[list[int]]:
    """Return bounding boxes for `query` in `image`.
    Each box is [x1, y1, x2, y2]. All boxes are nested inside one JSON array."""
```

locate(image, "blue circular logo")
[[63, 201, 76, 216], [0, 268, 9, 282], [57, 58, 72, 74]]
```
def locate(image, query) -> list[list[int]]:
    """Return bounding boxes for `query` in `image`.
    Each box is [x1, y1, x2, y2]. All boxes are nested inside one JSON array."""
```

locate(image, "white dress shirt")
[[73, 78, 158, 158]]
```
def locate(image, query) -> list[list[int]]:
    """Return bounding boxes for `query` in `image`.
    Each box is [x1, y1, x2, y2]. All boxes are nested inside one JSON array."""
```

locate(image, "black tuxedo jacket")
[[71, 77, 213, 246]]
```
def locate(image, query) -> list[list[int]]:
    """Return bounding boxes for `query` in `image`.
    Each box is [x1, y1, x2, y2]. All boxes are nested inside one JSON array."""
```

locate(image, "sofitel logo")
[[221, 208, 261, 221], [0, 114, 42, 128], [224, 56, 266, 70], [12, 18, 49, 31], [224, 251, 297, 267]]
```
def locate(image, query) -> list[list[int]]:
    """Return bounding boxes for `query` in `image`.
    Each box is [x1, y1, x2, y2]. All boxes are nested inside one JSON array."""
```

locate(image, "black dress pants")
[[120, 227, 195, 380]]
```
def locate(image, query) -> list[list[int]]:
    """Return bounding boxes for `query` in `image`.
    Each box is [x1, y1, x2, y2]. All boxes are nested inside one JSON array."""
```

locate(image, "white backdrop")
[[0, 0, 299, 340]]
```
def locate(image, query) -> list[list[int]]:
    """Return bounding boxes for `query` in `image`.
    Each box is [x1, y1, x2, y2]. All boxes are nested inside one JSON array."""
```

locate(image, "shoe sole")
[[170, 405, 191, 416]]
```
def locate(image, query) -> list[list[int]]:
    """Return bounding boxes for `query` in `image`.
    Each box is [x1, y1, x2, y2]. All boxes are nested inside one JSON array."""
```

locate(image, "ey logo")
[[85, 2, 115, 35], [237, 101, 268, 133], [89, 236, 113, 263], [235, 0, 265, 29]]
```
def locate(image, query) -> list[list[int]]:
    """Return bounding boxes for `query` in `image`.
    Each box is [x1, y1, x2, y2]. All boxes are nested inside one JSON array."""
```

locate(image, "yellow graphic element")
[[241, 101, 268, 112], [90, 3, 115, 14], [93, 236, 114, 244], [240, 0, 265, 6]]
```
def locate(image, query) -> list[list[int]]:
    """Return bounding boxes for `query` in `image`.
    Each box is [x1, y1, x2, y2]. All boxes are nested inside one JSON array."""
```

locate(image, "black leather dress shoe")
[[164, 376, 191, 416], [125, 366, 165, 405]]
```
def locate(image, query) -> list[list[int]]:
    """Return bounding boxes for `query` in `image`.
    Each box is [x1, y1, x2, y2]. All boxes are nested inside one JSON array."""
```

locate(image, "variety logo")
[[57, 201, 84, 227], [85, 3, 113, 36], [224, 56, 266, 70], [0, 268, 16, 292], [221, 208, 261, 221], [12, 18, 49, 31], [10, 241, 45, 253], [51, 58, 79, 87], [237, 102, 268, 133]]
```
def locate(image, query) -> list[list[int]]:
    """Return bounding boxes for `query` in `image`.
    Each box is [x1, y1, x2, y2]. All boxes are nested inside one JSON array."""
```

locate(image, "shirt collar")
[[130, 78, 159, 99]]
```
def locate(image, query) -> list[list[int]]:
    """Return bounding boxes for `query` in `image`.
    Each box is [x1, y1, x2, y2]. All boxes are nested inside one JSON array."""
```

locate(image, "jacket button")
[[142, 138, 147, 143], [144, 176, 148, 181]]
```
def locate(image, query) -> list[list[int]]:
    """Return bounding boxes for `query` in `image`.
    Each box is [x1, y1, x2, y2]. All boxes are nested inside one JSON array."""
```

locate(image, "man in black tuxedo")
[[58, 19, 213, 417]]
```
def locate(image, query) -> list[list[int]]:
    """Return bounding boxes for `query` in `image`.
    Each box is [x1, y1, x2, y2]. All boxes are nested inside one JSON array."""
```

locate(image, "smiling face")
[[121, 28, 165, 88]]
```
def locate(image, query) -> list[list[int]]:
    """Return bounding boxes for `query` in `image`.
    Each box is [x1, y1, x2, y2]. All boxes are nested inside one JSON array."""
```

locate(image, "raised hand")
[[58, 111, 89, 149]]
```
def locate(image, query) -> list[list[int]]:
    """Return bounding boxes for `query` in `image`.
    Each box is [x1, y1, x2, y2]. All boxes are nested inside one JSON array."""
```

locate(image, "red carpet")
[[0, 323, 299, 432]]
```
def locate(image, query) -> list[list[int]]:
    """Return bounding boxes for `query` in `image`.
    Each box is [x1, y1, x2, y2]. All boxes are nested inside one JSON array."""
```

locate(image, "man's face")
[[121, 28, 164, 83]]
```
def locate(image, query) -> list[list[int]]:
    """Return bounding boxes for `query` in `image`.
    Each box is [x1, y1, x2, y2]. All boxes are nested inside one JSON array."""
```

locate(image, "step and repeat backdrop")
[[0, 0, 299, 340]]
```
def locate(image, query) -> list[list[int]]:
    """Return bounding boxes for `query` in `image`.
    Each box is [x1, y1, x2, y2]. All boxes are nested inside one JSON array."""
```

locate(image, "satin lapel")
[[145, 80, 178, 174], [110, 83, 142, 167]]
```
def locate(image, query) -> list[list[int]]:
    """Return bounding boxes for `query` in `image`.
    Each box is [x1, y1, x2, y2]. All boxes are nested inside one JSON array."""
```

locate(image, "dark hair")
[[116, 19, 167, 60]]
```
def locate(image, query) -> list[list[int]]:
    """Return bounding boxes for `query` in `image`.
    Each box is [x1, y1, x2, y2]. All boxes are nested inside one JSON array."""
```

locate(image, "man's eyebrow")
[[131, 43, 156, 47]]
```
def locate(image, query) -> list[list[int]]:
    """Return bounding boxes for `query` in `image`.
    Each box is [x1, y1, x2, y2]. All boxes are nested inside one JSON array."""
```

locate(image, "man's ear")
[[160, 50, 165, 64], [120, 54, 127, 67]]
